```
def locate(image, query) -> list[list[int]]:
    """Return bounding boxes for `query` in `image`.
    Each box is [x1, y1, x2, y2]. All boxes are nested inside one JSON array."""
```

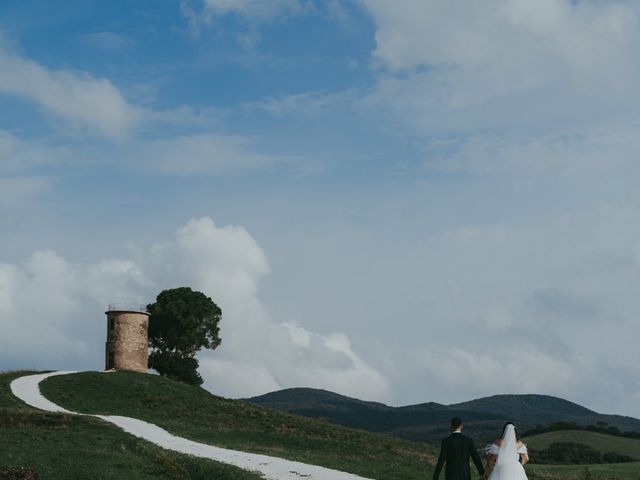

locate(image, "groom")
[[433, 417, 485, 480]]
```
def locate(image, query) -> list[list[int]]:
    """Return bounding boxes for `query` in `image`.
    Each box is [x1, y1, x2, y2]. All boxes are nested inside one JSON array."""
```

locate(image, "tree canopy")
[[147, 287, 222, 385]]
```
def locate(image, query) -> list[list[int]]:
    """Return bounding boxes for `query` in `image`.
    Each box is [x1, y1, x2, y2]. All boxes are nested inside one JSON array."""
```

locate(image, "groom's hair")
[[450, 417, 463, 430]]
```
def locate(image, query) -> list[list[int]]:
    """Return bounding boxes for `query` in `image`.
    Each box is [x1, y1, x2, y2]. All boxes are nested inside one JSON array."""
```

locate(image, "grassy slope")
[[0, 371, 262, 480], [526, 462, 640, 480], [41, 371, 435, 480], [514, 430, 640, 479], [7, 370, 640, 480], [524, 430, 640, 459]]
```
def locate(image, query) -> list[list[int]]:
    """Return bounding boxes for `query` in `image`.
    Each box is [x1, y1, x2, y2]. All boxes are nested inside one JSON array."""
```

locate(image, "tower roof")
[[105, 303, 150, 315]]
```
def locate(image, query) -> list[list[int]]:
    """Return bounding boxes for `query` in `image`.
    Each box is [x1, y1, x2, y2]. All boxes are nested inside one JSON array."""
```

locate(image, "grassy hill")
[[0, 370, 263, 480], [524, 430, 640, 460], [38, 371, 436, 480], [247, 388, 640, 444], [4, 370, 640, 480]]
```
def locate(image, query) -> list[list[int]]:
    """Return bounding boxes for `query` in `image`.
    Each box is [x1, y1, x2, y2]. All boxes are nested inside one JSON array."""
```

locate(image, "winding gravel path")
[[10, 371, 373, 480]]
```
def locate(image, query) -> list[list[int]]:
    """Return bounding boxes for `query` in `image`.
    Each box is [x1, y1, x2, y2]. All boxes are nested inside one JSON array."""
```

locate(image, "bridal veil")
[[488, 424, 528, 480]]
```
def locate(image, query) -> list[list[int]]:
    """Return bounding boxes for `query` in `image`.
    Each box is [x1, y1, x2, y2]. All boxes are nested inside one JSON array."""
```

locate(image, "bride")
[[484, 423, 529, 480]]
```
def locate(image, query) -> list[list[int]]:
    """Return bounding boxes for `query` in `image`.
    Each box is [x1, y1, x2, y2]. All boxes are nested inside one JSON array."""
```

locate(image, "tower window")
[[109, 318, 115, 330]]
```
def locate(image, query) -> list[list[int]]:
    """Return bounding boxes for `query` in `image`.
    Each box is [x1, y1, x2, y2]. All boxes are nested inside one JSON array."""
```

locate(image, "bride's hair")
[[502, 422, 520, 441]]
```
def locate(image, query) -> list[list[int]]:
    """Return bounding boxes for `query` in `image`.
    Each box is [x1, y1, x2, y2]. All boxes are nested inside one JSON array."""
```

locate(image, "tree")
[[147, 287, 222, 385]]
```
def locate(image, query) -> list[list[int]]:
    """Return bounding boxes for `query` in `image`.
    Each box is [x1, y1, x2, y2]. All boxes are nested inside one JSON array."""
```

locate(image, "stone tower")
[[105, 304, 150, 372]]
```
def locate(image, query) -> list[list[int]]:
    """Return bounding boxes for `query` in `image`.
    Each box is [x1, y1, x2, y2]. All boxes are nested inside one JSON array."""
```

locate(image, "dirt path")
[[10, 371, 373, 480]]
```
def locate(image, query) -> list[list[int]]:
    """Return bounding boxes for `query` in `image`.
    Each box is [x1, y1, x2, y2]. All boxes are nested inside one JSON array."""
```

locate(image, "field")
[[524, 430, 640, 460], [526, 462, 640, 480]]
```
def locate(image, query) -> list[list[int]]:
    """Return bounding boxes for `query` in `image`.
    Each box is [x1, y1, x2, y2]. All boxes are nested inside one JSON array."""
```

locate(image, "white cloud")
[[387, 188, 640, 411], [190, 0, 303, 20], [0, 176, 52, 208], [180, 0, 310, 39], [0, 250, 147, 369], [0, 37, 230, 142], [199, 358, 281, 395], [360, 1, 640, 134], [0, 217, 391, 401], [0, 130, 66, 174], [127, 133, 280, 175], [144, 217, 390, 400], [2, 210, 640, 413], [263, 152, 640, 413], [363, 0, 640, 77], [2, 127, 284, 180], [244, 90, 357, 118], [420, 124, 640, 180], [404, 346, 582, 401], [0, 40, 143, 138]]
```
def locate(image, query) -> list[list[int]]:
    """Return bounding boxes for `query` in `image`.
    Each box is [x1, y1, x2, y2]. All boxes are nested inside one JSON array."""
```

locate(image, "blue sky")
[[2, 0, 640, 418]]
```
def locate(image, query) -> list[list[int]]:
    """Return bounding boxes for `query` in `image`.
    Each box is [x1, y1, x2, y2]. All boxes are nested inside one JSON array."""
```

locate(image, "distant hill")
[[246, 389, 640, 444], [451, 395, 593, 424]]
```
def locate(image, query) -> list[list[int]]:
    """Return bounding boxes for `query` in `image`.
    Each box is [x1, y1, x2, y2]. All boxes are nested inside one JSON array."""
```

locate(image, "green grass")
[[8, 370, 640, 480], [526, 462, 640, 480], [0, 370, 39, 409], [0, 371, 263, 480], [524, 430, 640, 460], [41, 371, 436, 480], [517, 430, 640, 480]]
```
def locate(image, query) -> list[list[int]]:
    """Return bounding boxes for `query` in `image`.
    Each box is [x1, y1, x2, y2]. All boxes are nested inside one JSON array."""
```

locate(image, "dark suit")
[[433, 432, 485, 480]]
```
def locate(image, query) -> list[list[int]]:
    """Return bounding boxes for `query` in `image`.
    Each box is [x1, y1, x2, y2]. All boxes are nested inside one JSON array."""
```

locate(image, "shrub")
[[0, 467, 39, 480]]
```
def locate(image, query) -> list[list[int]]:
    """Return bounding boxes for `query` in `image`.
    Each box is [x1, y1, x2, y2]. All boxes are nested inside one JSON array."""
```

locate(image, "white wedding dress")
[[487, 424, 528, 480]]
